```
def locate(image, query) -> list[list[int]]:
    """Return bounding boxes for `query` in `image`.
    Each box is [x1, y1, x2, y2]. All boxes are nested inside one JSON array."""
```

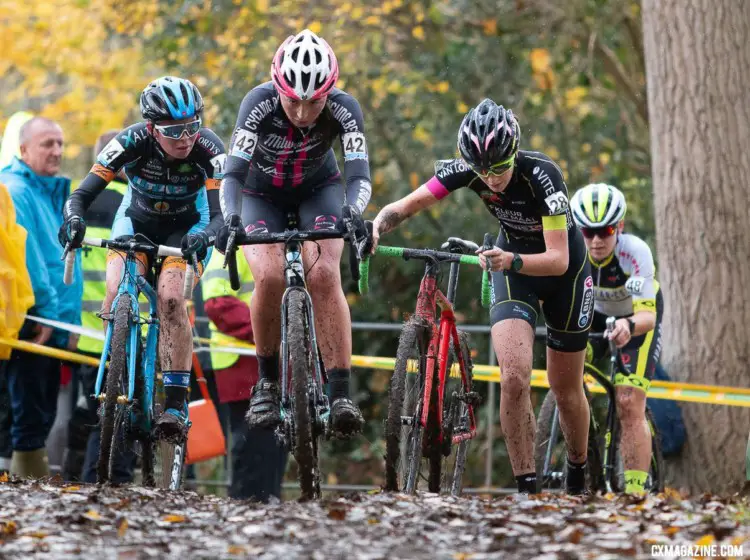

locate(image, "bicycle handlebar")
[[62, 237, 194, 299], [358, 245, 491, 308], [222, 226, 362, 292]]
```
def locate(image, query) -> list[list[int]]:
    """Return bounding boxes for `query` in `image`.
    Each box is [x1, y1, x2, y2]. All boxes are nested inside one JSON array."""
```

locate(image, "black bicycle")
[[223, 214, 363, 500], [535, 316, 665, 494]]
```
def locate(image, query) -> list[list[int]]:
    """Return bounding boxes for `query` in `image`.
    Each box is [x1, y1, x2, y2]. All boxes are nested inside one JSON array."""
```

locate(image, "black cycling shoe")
[[152, 407, 189, 444], [330, 397, 364, 437], [245, 380, 282, 430]]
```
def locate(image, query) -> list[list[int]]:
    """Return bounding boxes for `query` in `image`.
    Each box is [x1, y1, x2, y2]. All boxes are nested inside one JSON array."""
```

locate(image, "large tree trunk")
[[642, 0, 750, 494]]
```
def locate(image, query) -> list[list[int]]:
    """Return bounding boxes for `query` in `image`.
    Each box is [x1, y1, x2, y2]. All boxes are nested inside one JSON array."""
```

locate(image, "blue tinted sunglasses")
[[154, 118, 201, 139]]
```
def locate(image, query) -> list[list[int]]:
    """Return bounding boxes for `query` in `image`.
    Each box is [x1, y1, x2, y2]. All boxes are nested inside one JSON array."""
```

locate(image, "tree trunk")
[[642, 0, 750, 494]]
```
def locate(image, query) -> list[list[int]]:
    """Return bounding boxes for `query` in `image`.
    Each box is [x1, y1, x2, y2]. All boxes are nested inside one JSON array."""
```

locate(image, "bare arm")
[[371, 185, 442, 249], [478, 227, 570, 277], [609, 310, 657, 348]]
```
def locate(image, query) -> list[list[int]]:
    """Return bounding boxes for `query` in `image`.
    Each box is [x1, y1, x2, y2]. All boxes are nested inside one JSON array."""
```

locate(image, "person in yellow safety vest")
[[201, 250, 287, 502], [61, 131, 136, 483]]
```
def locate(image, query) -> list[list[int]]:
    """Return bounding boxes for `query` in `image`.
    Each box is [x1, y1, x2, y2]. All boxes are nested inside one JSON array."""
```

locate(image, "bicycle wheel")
[[611, 407, 665, 493], [97, 295, 132, 484], [288, 290, 319, 501], [439, 330, 475, 496], [384, 318, 430, 494], [534, 386, 603, 493]]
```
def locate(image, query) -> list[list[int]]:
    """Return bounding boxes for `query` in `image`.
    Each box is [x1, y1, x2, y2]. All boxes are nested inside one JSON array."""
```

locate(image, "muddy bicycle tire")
[[97, 295, 132, 484], [288, 290, 319, 500], [385, 319, 430, 493]]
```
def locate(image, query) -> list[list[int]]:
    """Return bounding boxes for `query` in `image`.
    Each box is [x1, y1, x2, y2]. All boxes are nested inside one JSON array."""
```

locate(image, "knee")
[[251, 264, 286, 297], [548, 375, 585, 406], [157, 289, 186, 322], [615, 388, 645, 424], [307, 261, 340, 294], [500, 364, 530, 400]]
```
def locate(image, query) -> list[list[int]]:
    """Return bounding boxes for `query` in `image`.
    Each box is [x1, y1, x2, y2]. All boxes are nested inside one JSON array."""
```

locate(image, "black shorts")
[[110, 214, 210, 271], [589, 289, 664, 392], [489, 237, 593, 352], [240, 175, 344, 234]]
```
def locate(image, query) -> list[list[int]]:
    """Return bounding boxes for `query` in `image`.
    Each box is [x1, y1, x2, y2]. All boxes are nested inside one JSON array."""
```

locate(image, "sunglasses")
[[153, 119, 202, 140], [469, 153, 516, 178], [581, 225, 617, 239]]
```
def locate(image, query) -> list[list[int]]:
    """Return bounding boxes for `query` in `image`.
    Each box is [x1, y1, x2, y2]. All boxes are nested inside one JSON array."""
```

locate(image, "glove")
[[58, 216, 86, 249], [215, 214, 243, 254], [181, 231, 210, 262], [340, 205, 372, 257]]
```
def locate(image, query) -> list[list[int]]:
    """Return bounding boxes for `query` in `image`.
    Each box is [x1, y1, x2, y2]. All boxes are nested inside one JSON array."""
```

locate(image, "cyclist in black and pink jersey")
[[218, 29, 371, 436], [371, 99, 594, 495]]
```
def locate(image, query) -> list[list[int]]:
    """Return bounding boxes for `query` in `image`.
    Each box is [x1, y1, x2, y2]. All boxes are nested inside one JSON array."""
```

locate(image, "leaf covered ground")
[[0, 477, 748, 559]]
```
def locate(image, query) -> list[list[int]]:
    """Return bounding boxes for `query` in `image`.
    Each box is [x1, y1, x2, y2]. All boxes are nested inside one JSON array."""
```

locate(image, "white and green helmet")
[[570, 183, 627, 228]]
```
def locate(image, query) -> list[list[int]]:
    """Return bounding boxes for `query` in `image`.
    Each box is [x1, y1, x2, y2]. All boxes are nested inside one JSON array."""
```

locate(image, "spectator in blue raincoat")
[[0, 116, 83, 478]]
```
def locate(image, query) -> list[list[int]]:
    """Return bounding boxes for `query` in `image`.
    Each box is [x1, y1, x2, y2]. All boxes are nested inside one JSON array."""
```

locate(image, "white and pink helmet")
[[271, 29, 339, 101]]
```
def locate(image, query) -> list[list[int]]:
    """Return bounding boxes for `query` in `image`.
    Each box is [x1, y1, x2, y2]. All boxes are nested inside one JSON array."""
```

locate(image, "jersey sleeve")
[[426, 159, 474, 199], [221, 87, 275, 218], [619, 235, 658, 313], [527, 156, 570, 232], [332, 94, 372, 213], [195, 129, 227, 239], [63, 124, 142, 219]]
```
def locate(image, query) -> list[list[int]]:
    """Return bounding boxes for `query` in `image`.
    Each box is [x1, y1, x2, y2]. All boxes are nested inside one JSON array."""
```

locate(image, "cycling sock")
[[163, 371, 190, 412], [328, 368, 350, 401], [566, 458, 587, 491], [624, 469, 648, 494], [516, 472, 537, 494], [258, 354, 280, 383]]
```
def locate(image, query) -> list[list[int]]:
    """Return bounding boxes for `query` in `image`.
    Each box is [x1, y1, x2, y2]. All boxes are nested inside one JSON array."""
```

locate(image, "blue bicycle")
[[64, 235, 195, 488]]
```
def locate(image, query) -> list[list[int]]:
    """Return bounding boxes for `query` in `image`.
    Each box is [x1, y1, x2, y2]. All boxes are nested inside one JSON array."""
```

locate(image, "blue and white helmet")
[[140, 76, 203, 122]]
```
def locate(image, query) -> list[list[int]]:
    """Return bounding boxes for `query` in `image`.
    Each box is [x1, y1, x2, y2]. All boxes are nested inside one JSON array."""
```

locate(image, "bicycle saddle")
[[441, 237, 480, 254]]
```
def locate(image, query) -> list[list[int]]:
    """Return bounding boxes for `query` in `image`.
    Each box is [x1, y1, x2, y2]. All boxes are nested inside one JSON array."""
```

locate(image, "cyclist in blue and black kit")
[[371, 99, 594, 494], [218, 29, 371, 436], [59, 77, 226, 441]]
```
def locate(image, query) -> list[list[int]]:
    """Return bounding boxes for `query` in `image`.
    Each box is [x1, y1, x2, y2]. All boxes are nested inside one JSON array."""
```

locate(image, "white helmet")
[[271, 29, 339, 101], [570, 183, 627, 228]]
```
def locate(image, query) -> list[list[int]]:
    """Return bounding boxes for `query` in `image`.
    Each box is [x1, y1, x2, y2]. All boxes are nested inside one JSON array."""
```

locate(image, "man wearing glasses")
[[371, 98, 594, 495], [570, 183, 662, 495], [59, 77, 226, 441]]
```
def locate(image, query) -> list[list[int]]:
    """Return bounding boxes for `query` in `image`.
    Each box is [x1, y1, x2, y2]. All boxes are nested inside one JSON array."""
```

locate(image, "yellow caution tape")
[[0, 338, 99, 366], [3, 336, 749, 407]]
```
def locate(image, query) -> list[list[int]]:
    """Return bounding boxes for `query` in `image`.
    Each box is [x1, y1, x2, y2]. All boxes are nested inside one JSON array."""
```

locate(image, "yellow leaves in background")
[[412, 26, 425, 40], [457, 101, 469, 114], [412, 124, 431, 146], [482, 19, 497, 36], [529, 48, 551, 73], [1, 0, 150, 152], [565, 86, 587, 108], [308, 21, 322, 34], [529, 48, 556, 90]]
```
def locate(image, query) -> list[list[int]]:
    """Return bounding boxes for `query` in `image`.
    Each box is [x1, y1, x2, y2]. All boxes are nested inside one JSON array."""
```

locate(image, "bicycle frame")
[[93, 253, 160, 431], [279, 237, 328, 428], [412, 259, 476, 445]]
